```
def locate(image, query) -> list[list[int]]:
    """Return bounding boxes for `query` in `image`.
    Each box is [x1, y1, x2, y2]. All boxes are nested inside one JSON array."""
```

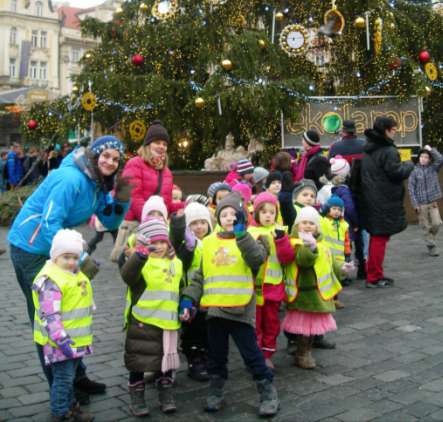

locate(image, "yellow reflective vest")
[[248, 225, 284, 306], [127, 256, 183, 330], [284, 237, 342, 302], [201, 233, 254, 308], [320, 217, 349, 264], [32, 261, 93, 348]]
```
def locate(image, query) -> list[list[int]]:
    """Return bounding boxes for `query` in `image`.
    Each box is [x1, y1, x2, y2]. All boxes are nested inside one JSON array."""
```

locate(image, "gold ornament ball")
[[354, 16, 365, 29], [221, 59, 233, 71], [275, 11, 284, 21], [258, 39, 266, 49], [389, 22, 395, 29], [425, 86, 432, 95], [195, 97, 205, 109], [115, 6, 123, 14], [375, 17, 382, 26], [85, 52, 92, 59], [139, 3, 148, 12]]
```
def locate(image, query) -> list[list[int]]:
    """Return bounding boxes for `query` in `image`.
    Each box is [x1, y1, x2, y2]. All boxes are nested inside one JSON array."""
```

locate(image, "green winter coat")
[[286, 232, 343, 314]]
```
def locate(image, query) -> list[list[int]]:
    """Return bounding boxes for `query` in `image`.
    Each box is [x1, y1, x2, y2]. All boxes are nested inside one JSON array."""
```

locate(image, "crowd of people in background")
[[3, 116, 443, 421], [0, 142, 73, 192]]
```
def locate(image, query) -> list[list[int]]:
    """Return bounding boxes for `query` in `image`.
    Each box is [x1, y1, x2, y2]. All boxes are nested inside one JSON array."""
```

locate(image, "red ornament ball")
[[132, 54, 144, 66], [419, 50, 431, 63], [27, 119, 38, 130]]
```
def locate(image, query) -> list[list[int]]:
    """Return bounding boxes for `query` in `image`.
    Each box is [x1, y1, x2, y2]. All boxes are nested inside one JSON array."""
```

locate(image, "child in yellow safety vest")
[[119, 217, 183, 416], [170, 201, 212, 382], [282, 206, 354, 369], [249, 192, 287, 369], [180, 192, 280, 417], [207, 181, 232, 229], [32, 229, 94, 421], [321, 195, 352, 296]]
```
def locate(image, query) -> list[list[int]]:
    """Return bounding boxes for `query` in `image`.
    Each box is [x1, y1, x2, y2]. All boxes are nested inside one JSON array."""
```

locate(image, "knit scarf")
[[295, 145, 321, 182]]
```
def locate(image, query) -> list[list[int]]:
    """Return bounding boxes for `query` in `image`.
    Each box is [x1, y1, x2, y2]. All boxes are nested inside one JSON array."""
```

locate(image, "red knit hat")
[[253, 192, 278, 224]]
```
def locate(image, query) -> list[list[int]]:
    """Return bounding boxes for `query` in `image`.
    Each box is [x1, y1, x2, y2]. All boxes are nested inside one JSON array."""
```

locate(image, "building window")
[[10, 27, 17, 45], [72, 47, 80, 63], [40, 31, 47, 48], [9, 59, 16, 77], [39, 61, 47, 80], [30, 61, 37, 79], [31, 30, 38, 47], [36, 1, 43, 16], [10, 0, 17, 12]]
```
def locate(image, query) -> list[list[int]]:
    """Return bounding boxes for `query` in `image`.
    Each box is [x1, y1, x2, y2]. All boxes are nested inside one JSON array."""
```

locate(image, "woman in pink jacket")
[[111, 120, 182, 261]]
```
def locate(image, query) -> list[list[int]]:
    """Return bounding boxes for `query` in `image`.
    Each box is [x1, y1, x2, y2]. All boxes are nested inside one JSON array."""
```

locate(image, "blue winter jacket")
[[8, 151, 129, 256], [7, 151, 24, 186]]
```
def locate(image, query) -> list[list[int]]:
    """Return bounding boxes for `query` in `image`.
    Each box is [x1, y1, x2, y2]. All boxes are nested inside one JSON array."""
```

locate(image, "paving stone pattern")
[[1, 225, 443, 421]]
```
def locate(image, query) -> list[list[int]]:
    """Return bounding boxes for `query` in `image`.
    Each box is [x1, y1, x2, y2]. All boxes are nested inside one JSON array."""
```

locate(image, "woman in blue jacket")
[[8, 136, 131, 401]]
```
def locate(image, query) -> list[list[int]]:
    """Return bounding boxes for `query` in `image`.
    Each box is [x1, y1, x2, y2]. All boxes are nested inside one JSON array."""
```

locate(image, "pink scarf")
[[294, 145, 321, 182]]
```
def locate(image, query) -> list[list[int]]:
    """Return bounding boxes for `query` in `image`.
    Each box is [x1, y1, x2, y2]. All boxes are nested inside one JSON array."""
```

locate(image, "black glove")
[[114, 176, 133, 202], [275, 229, 285, 240]]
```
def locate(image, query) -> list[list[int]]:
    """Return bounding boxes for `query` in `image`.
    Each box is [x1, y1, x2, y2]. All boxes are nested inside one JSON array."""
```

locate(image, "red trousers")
[[256, 300, 281, 359], [366, 235, 390, 283]]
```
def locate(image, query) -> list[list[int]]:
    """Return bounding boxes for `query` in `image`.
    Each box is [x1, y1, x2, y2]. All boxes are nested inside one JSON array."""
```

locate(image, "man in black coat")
[[360, 116, 414, 288]]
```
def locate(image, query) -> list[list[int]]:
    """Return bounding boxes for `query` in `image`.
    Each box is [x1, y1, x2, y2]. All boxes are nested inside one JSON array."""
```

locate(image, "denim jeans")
[[51, 359, 80, 417], [206, 318, 273, 382], [9, 245, 87, 386]]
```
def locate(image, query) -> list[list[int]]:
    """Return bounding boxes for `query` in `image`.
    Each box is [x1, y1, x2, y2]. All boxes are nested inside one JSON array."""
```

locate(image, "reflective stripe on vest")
[[201, 233, 253, 307], [248, 225, 284, 304], [130, 256, 182, 330], [32, 261, 93, 348], [284, 238, 342, 302]]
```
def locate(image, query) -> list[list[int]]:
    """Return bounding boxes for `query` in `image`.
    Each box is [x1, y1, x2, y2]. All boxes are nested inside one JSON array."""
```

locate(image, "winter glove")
[[57, 337, 75, 358], [80, 255, 100, 280], [179, 297, 196, 322], [274, 229, 286, 240], [184, 226, 197, 251], [233, 210, 246, 238], [341, 261, 356, 275], [166, 244, 176, 260], [114, 175, 133, 202], [299, 232, 317, 252]]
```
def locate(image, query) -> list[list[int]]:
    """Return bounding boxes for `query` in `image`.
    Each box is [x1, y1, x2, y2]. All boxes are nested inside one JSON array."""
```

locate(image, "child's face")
[[150, 240, 169, 258], [54, 253, 79, 272], [268, 181, 282, 195], [219, 207, 237, 231], [215, 189, 230, 204], [298, 220, 318, 235], [295, 188, 316, 206], [258, 203, 277, 227], [419, 153, 431, 166], [329, 206, 343, 219], [172, 188, 182, 203], [190, 219, 209, 240]]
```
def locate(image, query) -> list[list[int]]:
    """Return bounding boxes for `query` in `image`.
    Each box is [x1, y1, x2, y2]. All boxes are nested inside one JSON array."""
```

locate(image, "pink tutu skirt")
[[282, 310, 337, 336]]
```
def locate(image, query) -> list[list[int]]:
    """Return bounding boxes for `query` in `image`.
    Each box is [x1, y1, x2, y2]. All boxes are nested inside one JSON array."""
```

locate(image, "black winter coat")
[[360, 129, 414, 236]]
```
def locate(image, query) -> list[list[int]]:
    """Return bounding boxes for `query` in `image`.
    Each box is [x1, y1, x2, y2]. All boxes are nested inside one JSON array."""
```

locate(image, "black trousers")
[[181, 311, 208, 361], [207, 318, 272, 381]]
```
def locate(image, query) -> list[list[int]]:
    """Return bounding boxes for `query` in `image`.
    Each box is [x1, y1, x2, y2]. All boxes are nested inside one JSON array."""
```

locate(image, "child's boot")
[[205, 375, 225, 412], [157, 376, 176, 414], [128, 381, 150, 417], [70, 403, 94, 422], [256, 378, 280, 417], [295, 336, 316, 369]]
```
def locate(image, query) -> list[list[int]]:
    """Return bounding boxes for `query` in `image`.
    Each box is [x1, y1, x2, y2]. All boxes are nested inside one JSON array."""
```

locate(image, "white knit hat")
[[330, 156, 350, 177], [50, 229, 84, 260], [185, 202, 213, 230], [141, 195, 168, 223], [294, 206, 321, 229]]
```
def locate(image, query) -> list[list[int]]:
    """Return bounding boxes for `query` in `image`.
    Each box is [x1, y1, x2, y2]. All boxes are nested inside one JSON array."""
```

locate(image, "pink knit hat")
[[330, 155, 350, 177], [141, 195, 168, 222], [253, 192, 278, 212], [232, 183, 252, 204]]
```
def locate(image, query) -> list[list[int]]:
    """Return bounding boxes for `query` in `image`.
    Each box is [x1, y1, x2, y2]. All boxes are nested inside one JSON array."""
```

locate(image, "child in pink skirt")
[[282, 206, 353, 369]]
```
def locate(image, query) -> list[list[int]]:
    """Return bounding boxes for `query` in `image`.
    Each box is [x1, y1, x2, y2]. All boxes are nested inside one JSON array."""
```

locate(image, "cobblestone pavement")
[[2, 225, 443, 421]]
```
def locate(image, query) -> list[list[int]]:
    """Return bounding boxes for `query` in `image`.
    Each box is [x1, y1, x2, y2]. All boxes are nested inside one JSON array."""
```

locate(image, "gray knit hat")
[[216, 192, 244, 223], [253, 167, 270, 184], [292, 179, 318, 202]]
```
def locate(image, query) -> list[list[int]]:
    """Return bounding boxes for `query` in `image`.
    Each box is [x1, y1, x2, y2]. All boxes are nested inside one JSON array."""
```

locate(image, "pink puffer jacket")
[[122, 156, 181, 222]]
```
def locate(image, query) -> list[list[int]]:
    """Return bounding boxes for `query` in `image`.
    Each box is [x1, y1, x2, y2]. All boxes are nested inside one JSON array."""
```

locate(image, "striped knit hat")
[[137, 216, 169, 243], [207, 182, 231, 201], [236, 159, 254, 175]]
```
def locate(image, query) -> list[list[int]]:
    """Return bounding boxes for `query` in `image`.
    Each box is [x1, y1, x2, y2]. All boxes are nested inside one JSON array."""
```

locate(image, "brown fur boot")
[[295, 336, 316, 369]]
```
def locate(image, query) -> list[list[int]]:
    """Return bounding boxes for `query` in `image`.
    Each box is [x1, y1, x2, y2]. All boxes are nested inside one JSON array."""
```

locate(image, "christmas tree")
[[23, 0, 443, 169]]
